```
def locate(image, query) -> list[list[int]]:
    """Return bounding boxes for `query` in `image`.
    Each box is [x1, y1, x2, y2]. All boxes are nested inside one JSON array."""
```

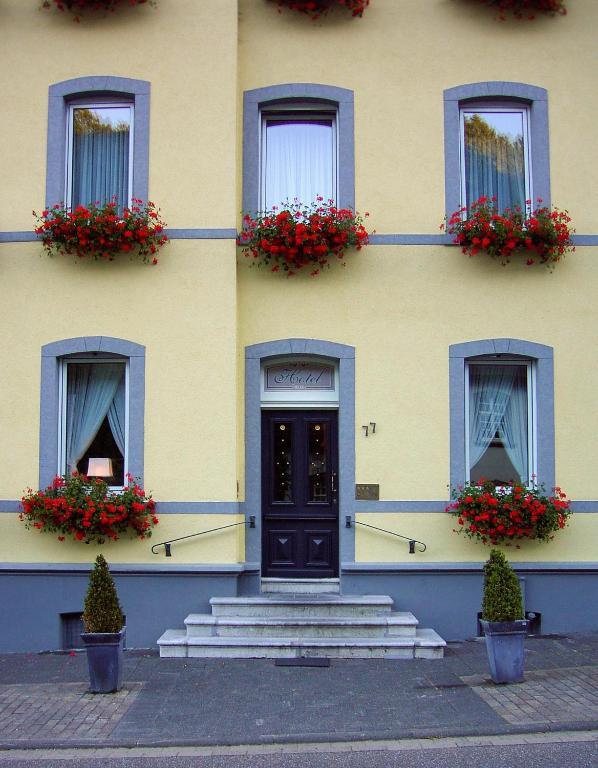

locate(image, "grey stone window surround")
[[244, 339, 356, 569], [449, 339, 555, 491], [39, 337, 145, 489], [443, 82, 550, 217], [46, 77, 150, 207], [243, 84, 355, 216]]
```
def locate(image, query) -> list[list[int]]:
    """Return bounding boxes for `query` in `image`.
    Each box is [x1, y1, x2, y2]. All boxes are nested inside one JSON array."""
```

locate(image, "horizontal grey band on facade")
[[165, 228, 238, 239], [369, 234, 451, 245], [157, 501, 241, 514], [3, 499, 598, 513], [342, 561, 598, 574], [353, 500, 447, 512], [4, 232, 598, 246], [4, 561, 595, 575], [0, 562, 261, 575]]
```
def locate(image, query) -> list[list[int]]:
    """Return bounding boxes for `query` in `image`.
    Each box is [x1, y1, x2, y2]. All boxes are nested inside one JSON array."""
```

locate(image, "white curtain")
[[107, 374, 126, 457], [499, 386, 528, 483], [66, 364, 124, 474], [264, 120, 334, 210], [469, 365, 528, 482]]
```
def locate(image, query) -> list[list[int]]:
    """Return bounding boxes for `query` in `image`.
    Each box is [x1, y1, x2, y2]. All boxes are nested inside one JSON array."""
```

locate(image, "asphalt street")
[[0, 734, 597, 768]]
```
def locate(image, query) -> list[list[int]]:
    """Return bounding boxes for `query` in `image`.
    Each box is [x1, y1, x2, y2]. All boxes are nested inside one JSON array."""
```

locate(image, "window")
[[39, 337, 145, 489], [444, 83, 550, 218], [59, 359, 128, 486], [460, 105, 531, 212], [449, 339, 554, 490], [46, 77, 150, 209], [466, 360, 535, 486], [67, 102, 134, 211], [261, 109, 337, 210], [243, 84, 355, 216]]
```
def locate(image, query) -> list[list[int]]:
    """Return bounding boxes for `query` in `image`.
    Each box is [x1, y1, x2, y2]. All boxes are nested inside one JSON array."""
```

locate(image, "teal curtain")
[[66, 364, 125, 474]]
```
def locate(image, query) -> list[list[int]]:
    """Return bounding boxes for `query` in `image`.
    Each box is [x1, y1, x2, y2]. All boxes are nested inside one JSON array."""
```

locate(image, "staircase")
[[157, 589, 446, 659]]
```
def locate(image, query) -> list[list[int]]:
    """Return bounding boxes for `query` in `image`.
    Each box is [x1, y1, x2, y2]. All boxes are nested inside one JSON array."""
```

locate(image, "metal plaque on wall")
[[355, 484, 380, 500]]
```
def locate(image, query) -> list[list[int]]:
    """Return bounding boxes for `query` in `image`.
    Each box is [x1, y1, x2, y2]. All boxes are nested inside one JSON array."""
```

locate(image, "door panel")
[[262, 410, 338, 578]]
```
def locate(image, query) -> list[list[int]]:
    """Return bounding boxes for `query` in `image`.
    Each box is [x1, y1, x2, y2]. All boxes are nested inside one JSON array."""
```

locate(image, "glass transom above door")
[[260, 358, 339, 408]]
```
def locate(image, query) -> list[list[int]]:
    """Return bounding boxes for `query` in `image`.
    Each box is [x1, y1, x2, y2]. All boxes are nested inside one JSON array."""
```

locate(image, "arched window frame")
[[243, 84, 355, 216], [46, 76, 150, 208], [443, 82, 550, 217], [449, 339, 554, 491], [39, 337, 145, 488]]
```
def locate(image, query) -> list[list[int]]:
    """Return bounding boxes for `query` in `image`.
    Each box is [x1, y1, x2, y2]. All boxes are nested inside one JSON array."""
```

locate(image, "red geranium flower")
[[272, 0, 369, 20], [238, 198, 371, 277], [442, 197, 574, 268], [20, 473, 158, 545], [447, 479, 571, 546], [33, 199, 168, 264]]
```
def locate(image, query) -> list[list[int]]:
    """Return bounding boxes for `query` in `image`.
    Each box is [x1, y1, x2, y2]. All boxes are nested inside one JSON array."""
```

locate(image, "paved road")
[[0, 733, 597, 767]]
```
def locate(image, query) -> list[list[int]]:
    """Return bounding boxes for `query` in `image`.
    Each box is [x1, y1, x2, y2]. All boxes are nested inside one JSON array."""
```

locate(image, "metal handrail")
[[151, 516, 255, 557], [345, 516, 426, 553]]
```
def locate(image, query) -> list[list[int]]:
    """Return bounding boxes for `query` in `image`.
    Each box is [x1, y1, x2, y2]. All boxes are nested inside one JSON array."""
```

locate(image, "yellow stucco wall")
[[0, 240, 238, 502], [1, 0, 597, 568], [1, 514, 245, 564], [238, 245, 598, 501], [355, 513, 597, 563], [2, 0, 238, 229], [237, 0, 598, 234]]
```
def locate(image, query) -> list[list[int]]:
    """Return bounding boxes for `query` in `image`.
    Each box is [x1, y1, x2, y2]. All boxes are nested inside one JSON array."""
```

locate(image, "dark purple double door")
[[261, 410, 339, 578]]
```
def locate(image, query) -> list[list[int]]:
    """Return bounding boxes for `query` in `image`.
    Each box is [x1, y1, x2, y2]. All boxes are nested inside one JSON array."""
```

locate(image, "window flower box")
[[443, 196, 574, 267], [43, 0, 152, 15], [272, 0, 369, 20], [238, 198, 370, 277], [474, 0, 566, 19], [34, 199, 168, 264], [20, 473, 158, 545], [447, 479, 571, 546]]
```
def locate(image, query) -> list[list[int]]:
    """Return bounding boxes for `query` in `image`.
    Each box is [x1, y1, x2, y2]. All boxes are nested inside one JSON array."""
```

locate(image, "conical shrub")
[[481, 549, 524, 622], [82, 555, 124, 633]]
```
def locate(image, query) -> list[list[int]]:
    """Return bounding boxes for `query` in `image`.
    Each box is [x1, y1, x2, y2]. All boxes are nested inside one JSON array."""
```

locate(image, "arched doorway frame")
[[244, 339, 356, 575]]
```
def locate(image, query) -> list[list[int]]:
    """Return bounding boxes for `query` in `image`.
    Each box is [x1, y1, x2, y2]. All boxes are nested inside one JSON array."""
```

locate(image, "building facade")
[[1, 0, 597, 652]]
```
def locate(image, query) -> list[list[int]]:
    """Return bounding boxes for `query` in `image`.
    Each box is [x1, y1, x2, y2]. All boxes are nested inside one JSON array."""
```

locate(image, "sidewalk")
[[0, 632, 597, 750]]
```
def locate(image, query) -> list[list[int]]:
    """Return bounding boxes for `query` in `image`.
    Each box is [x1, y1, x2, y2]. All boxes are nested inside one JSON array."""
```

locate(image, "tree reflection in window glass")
[[463, 111, 527, 212]]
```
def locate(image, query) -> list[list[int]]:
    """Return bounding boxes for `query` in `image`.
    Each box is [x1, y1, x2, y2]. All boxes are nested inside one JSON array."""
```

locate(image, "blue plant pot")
[[480, 620, 528, 684], [81, 629, 125, 693]]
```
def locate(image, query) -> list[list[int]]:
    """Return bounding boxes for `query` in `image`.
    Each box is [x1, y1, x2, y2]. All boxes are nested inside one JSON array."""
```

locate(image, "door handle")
[[331, 472, 337, 494]]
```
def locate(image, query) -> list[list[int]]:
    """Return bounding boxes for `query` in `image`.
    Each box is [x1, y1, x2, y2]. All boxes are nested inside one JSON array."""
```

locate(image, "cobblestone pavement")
[[0, 634, 596, 749], [0, 682, 142, 742], [462, 666, 598, 725]]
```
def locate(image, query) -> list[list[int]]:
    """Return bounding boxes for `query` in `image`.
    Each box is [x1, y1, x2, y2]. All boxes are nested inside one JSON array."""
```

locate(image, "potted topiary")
[[480, 550, 528, 684], [81, 554, 125, 693]]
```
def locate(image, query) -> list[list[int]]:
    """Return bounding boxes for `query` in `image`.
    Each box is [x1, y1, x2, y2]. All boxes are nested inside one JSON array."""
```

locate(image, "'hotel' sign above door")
[[265, 362, 335, 391]]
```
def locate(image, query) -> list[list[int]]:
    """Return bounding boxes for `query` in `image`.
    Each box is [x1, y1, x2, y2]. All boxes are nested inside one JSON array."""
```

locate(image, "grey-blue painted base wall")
[[0, 566, 596, 652]]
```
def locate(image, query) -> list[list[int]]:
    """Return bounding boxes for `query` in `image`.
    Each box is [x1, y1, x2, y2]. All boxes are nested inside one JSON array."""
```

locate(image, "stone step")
[[157, 628, 446, 659], [183, 612, 419, 639], [261, 578, 340, 594], [209, 595, 394, 618]]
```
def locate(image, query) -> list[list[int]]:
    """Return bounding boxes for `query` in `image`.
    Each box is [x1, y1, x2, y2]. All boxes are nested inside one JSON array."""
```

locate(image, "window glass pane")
[[273, 422, 293, 502], [463, 111, 526, 211], [65, 363, 126, 486], [468, 364, 528, 485], [307, 422, 328, 503], [264, 119, 334, 209], [71, 106, 131, 211]]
